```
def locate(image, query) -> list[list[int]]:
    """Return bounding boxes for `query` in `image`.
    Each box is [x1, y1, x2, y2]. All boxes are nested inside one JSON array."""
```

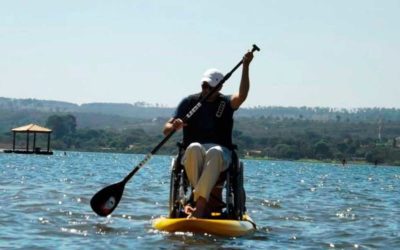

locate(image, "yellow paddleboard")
[[152, 214, 256, 237]]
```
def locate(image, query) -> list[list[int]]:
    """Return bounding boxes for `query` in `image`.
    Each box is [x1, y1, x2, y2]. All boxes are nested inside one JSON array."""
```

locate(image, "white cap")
[[200, 68, 224, 87]]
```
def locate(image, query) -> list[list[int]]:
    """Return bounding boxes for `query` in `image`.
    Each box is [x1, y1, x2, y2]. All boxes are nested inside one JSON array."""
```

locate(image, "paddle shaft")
[[122, 44, 260, 185]]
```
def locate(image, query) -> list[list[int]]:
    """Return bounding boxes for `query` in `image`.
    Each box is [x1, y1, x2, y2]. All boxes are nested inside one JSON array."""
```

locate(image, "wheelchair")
[[168, 143, 246, 220]]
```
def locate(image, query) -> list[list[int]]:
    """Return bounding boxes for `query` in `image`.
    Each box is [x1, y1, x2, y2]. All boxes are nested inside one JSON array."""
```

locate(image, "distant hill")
[[0, 97, 174, 119], [0, 97, 78, 112], [236, 106, 400, 122], [1, 96, 400, 133], [79, 102, 174, 118], [0, 97, 173, 132]]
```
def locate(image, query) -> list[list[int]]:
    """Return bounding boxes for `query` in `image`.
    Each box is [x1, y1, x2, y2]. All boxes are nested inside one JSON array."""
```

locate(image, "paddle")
[[90, 44, 260, 216]]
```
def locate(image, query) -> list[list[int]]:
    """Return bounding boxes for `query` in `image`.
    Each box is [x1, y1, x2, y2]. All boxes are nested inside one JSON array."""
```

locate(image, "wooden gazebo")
[[8, 124, 53, 155]]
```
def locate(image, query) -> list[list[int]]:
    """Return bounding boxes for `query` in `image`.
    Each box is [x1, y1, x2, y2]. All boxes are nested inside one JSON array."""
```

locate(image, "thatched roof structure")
[[12, 124, 52, 133], [6, 123, 53, 155]]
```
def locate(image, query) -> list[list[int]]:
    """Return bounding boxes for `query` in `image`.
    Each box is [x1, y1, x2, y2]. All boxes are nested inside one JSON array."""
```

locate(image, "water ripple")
[[0, 152, 399, 249]]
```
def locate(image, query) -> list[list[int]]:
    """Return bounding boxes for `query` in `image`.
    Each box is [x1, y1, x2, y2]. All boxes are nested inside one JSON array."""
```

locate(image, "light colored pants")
[[181, 142, 232, 202]]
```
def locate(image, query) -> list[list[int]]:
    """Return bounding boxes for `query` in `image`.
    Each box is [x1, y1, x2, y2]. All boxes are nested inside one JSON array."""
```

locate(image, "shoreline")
[[4, 147, 397, 167], [242, 155, 399, 167]]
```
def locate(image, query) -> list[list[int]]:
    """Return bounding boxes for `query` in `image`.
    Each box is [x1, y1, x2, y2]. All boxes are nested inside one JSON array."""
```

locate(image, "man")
[[163, 51, 254, 218]]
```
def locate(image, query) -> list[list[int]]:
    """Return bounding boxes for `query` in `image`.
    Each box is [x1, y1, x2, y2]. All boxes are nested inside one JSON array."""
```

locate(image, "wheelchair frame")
[[168, 145, 246, 220]]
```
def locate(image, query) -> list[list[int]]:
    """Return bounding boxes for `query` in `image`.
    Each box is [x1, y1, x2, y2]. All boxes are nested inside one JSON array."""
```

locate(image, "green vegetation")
[[1, 97, 399, 166], [233, 117, 400, 165]]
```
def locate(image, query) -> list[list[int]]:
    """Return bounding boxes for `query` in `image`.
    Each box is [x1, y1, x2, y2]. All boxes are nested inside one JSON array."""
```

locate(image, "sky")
[[1, 0, 399, 108]]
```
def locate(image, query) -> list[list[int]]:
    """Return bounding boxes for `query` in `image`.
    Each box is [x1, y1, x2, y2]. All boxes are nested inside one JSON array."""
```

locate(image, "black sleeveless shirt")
[[174, 93, 235, 149]]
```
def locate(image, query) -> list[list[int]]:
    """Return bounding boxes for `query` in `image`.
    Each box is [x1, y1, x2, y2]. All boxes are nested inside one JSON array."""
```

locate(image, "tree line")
[[25, 114, 399, 166]]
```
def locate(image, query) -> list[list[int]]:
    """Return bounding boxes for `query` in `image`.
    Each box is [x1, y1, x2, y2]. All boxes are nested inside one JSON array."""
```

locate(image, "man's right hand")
[[171, 118, 185, 130], [163, 118, 186, 135]]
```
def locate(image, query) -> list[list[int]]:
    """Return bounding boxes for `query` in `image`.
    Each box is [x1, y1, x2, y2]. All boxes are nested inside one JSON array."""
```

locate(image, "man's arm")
[[163, 98, 189, 136], [230, 51, 254, 110]]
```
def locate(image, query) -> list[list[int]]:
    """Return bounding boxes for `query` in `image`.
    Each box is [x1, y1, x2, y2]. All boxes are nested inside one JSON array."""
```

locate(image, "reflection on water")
[[0, 151, 399, 249]]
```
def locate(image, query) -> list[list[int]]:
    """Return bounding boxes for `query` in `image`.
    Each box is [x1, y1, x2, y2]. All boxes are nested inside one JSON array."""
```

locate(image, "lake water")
[[0, 151, 399, 249]]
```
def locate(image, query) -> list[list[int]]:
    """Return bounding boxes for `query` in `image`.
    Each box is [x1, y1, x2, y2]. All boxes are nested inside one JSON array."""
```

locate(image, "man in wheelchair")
[[163, 51, 253, 219], [168, 143, 246, 220]]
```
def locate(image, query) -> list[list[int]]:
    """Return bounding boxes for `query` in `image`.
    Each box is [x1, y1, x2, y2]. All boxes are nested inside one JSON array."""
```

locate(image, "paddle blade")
[[90, 181, 125, 216]]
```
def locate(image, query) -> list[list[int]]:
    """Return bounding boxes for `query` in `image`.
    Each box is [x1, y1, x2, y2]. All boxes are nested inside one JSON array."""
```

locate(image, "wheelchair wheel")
[[169, 159, 181, 218], [225, 151, 245, 220], [169, 157, 192, 218], [233, 162, 245, 220]]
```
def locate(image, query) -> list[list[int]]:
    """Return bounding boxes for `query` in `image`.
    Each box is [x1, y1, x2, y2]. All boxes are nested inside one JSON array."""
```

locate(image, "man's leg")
[[182, 142, 205, 190], [193, 145, 231, 217]]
